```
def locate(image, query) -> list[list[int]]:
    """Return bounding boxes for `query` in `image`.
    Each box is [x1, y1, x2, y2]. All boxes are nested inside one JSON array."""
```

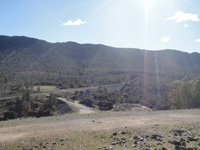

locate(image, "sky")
[[0, 0, 200, 53]]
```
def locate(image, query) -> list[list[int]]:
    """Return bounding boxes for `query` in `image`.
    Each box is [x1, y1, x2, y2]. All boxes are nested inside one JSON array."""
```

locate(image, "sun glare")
[[144, 0, 153, 9]]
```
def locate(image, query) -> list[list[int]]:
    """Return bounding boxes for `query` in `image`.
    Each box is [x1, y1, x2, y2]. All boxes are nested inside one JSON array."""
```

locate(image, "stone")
[[122, 140, 126, 143], [180, 141, 186, 147], [134, 136, 139, 140], [174, 133, 178, 136], [186, 147, 197, 150], [151, 134, 163, 140], [139, 138, 144, 142], [173, 140, 181, 146], [132, 144, 136, 147], [121, 137, 126, 140], [145, 135, 149, 138], [188, 136, 199, 142], [175, 145, 186, 150], [180, 138, 185, 142], [173, 129, 185, 136], [111, 142, 117, 145], [121, 131, 127, 134], [113, 132, 117, 136]]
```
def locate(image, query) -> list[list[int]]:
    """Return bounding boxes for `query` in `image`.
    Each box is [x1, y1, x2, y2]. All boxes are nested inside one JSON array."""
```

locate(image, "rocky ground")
[[0, 109, 200, 150]]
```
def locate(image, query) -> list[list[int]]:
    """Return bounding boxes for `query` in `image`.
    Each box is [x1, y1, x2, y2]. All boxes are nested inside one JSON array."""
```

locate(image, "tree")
[[70, 83, 75, 88], [21, 88, 32, 117], [98, 100, 113, 110], [96, 88, 114, 110], [169, 78, 192, 109], [80, 98, 93, 107], [22, 89, 31, 102], [3, 111, 17, 120], [37, 86, 40, 92], [49, 93, 56, 105], [38, 93, 57, 117], [191, 77, 200, 108], [180, 78, 192, 108], [21, 101, 31, 117]]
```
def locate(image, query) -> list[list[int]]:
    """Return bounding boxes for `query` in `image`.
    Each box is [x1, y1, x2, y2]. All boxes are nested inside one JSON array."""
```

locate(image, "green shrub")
[[3, 111, 17, 120], [80, 99, 94, 107], [97, 100, 113, 110]]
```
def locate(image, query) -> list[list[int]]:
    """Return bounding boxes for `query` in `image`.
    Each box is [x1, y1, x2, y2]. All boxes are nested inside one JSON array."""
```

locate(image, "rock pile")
[[103, 126, 200, 150]]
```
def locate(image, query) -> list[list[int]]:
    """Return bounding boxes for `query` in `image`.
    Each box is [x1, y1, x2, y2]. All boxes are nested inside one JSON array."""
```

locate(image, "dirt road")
[[57, 97, 95, 114]]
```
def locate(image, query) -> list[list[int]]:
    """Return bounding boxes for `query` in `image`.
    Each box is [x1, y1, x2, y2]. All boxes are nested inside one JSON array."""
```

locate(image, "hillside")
[[1, 35, 200, 109]]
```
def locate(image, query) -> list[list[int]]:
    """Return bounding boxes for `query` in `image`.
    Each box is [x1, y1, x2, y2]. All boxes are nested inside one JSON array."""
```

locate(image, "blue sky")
[[0, 0, 200, 53]]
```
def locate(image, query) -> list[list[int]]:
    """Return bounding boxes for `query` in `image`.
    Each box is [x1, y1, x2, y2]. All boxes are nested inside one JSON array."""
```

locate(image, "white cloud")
[[184, 24, 188, 27], [62, 19, 86, 26], [196, 39, 200, 43], [167, 11, 199, 22], [161, 37, 171, 43]]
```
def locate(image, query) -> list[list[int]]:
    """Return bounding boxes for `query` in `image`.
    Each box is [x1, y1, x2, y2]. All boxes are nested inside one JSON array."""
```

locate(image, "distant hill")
[[1, 35, 200, 109]]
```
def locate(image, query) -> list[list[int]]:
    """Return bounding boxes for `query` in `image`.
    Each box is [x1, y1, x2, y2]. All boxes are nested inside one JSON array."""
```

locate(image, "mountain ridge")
[[1, 35, 200, 82], [1, 35, 198, 54]]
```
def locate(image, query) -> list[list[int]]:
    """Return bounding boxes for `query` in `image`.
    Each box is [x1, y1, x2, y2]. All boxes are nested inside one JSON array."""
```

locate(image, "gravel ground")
[[0, 109, 200, 149]]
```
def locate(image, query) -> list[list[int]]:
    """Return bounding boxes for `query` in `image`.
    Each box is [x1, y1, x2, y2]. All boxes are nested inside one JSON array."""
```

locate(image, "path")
[[57, 97, 95, 114]]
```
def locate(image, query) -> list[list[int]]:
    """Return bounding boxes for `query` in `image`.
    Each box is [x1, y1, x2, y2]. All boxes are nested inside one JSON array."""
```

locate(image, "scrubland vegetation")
[[0, 90, 72, 121]]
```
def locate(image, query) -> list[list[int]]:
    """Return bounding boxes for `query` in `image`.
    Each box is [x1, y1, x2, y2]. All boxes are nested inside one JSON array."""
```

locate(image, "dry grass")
[[33, 86, 58, 92]]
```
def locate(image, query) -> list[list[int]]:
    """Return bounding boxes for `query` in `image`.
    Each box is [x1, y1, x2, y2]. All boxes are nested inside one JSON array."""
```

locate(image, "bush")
[[97, 100, 114, 110], [80, 99, 94, 107], [3, 111, 17, 120]]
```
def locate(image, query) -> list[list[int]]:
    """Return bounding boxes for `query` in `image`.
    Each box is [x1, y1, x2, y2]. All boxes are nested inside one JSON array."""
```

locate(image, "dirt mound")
[[113, 103, 152, 111]]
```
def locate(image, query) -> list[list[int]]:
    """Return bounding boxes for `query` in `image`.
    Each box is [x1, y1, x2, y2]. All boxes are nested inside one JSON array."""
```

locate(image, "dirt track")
[[57, 97, 95, 114]]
